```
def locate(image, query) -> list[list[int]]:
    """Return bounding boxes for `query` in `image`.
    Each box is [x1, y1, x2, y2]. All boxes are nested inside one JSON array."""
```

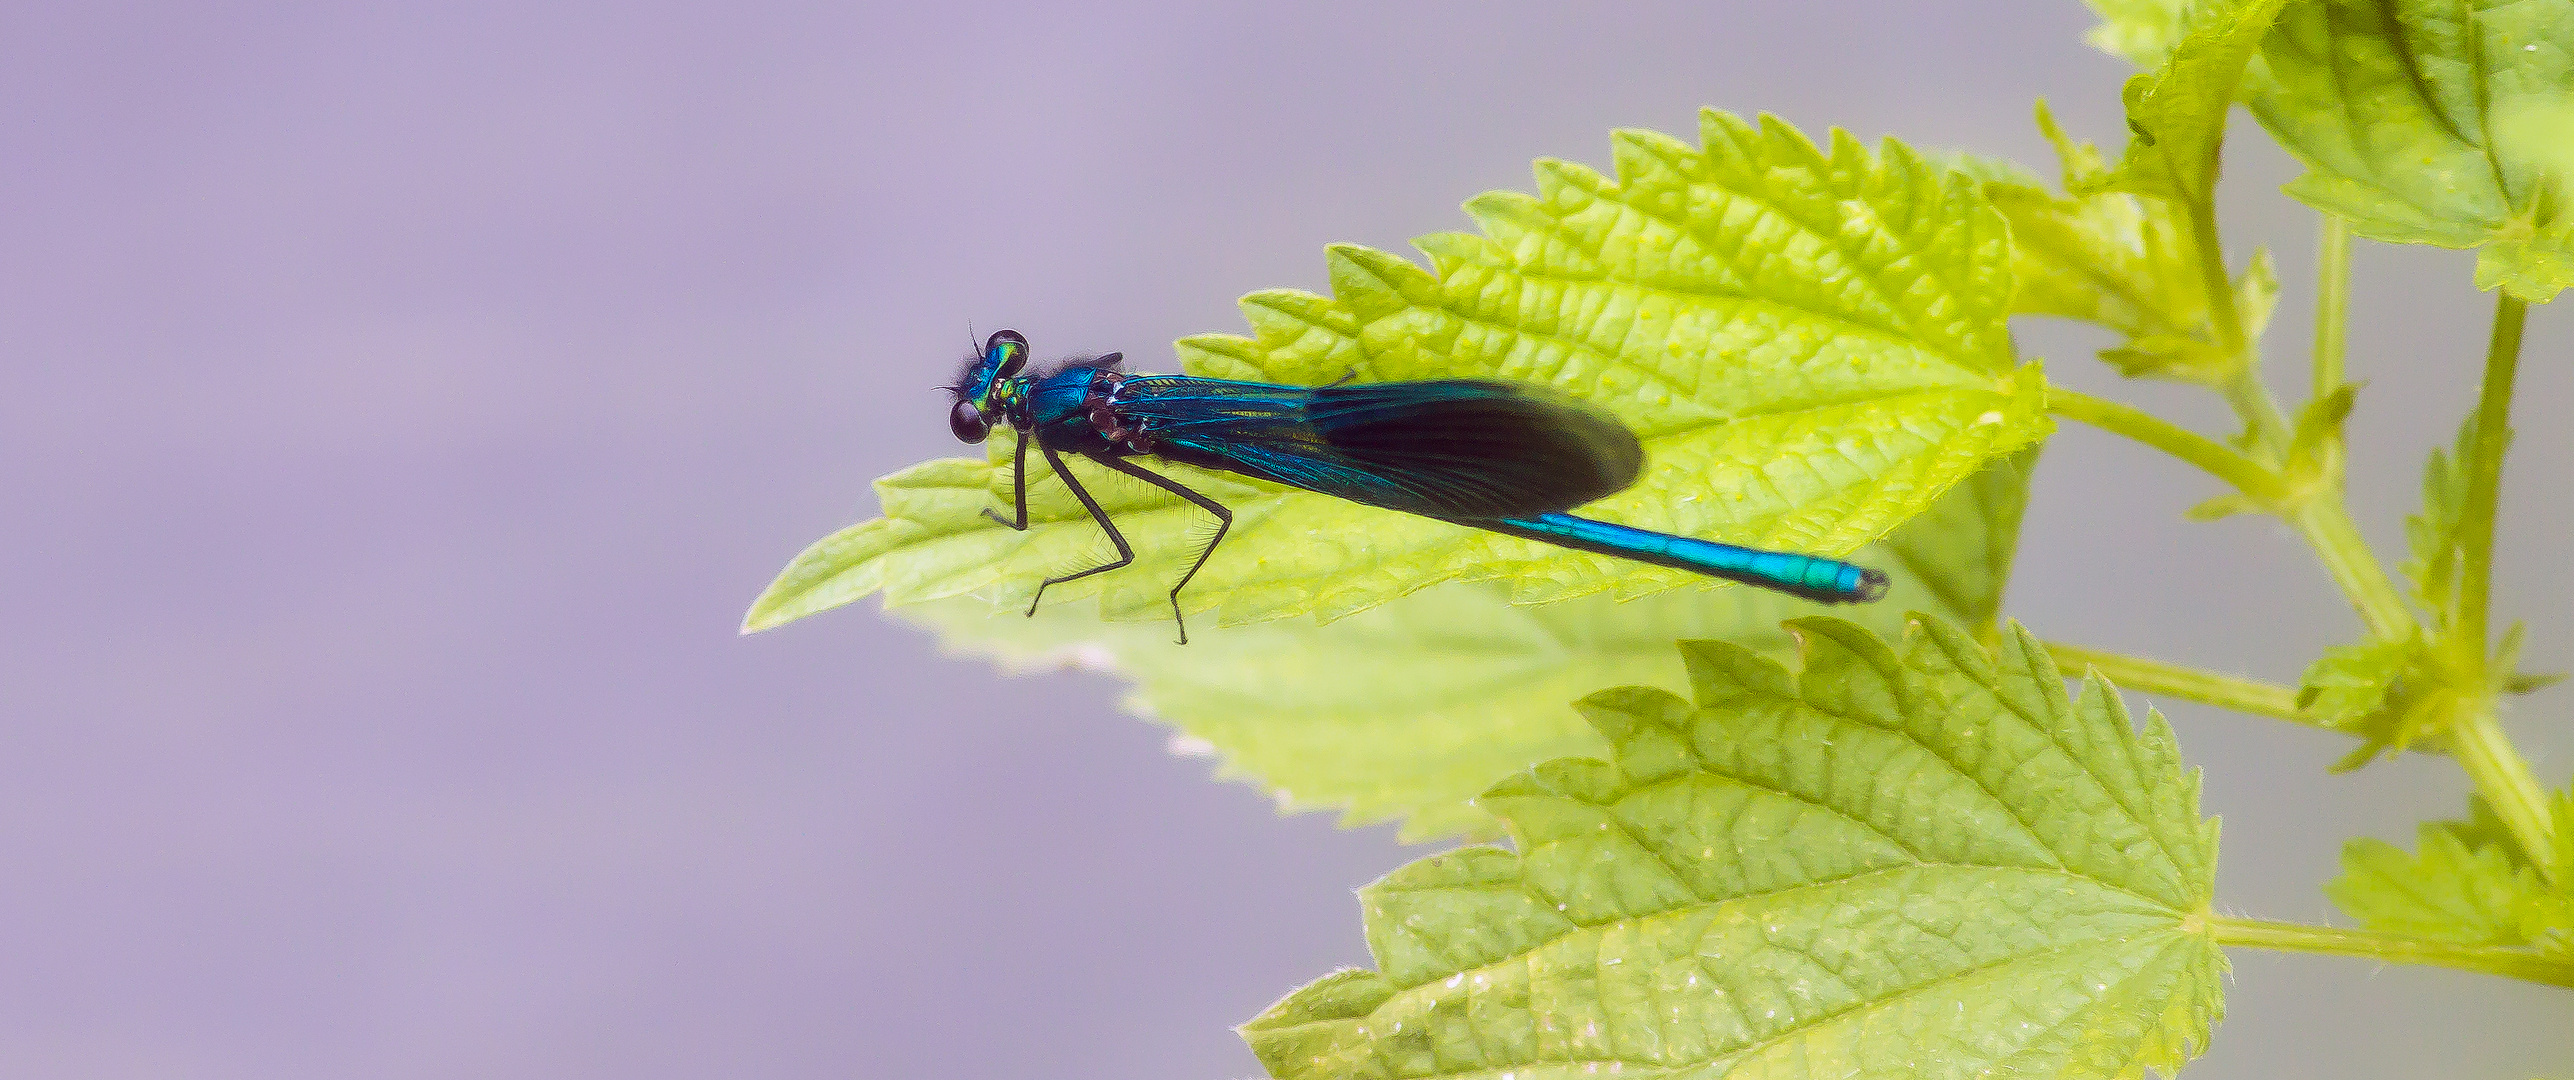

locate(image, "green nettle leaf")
[[2111, 0, 2294, 206], [1934, 149, 2048, 191], [2411, 789, 2574, 953], [1245, 617, 2225, 1080], [908, 449, 2042, 842], [2328, 826, 2556, 947], [744, 110, 2051, 635], [2435, 795, 2528, 860], [2294, 630, 2473, 771], [2253, 0, 2574, 301], [2407, 414, 2493, 624], [1962, 105, 2249, 383], [2000, 165, 2205, 340], [2295, 636, 2416, 728]]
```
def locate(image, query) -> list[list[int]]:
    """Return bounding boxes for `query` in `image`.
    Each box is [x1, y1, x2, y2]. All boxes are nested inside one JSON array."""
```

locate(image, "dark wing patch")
[[1116, 376, 1643, 519]]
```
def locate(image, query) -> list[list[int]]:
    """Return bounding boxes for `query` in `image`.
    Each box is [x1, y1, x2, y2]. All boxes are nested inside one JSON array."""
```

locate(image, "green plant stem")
[[2218, 365, 2296, 464], [2452, 709, 2559, 884], [2440, 294, 2556, 878], [2042, 641, 2307, 724], [2189, 199, 2248, 358], [2307, 214, 2352, 492], [2206, 915, 2574, 988], [2188, 202, 2294, 459], [2047, 387, 2285, 502], [2457, 294, 2525, 663], [2312, 214, 2350, 396], [2289, 498, 2417, 641]]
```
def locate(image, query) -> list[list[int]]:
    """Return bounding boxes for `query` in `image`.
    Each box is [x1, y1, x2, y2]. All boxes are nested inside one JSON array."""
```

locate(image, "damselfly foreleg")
[[982, 432, 1030, 530]]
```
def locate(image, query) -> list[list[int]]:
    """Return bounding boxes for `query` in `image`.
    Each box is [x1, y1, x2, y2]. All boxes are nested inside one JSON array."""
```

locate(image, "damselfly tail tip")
[[1853, 568, 1890, 603]]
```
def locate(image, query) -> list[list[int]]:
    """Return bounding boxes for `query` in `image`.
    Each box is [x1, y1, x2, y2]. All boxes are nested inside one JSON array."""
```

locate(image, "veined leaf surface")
[[1246, 617, 2225, 1080], [745, 110, 2049, 635], [2330, 825, 2557, 947], [2253, 0, 2574, 300]]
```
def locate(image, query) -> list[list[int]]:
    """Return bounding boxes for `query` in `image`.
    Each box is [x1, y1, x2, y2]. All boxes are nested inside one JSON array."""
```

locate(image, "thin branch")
[[2451, 710, 2559, 886], [2312, 213, 2351, 396], [2046, 387, 2286, 502], [2042, 641, 2308, 725], [2456, 293, 2526, 661], [2290, 499, 2418, 640], [2207, 915, 2574, 988]]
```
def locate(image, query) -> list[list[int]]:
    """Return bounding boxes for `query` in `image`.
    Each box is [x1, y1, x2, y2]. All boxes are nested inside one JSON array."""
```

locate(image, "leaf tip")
[[740, 584, 799, 634]]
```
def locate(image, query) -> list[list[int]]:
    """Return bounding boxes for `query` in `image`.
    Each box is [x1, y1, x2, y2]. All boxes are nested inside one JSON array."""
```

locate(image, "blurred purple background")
[[3, 2, 2568, 1077]]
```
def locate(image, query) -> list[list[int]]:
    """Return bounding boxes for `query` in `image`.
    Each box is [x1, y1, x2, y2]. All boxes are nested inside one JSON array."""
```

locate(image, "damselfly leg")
[[1022, 443, 1135, 618], [1090, 455, 1231, 645], [982, 433, 1030, 531]]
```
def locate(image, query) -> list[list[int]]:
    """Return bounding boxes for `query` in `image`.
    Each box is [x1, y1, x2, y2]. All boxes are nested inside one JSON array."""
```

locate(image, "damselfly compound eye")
[[986, 329, 1029, 379], [949, 399, 991, 443]]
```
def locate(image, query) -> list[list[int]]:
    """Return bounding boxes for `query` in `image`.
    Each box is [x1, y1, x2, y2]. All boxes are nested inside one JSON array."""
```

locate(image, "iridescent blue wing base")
[[1112, 376, 1641, 519]]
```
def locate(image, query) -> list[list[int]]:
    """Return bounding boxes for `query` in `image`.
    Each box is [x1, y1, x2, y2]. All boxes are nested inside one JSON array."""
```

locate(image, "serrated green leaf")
[[2303, 641, 2462, 773], [907, 449, 2044, 842], [746, 110, 2050, 635], [1961, 104, 2271, 385], [2407, 413, 2486, 621], [2328, 826, 2549, 944], [2437, 788, 2574, 954], [1980, 128, 2212, 353], [2290, 625, 2491, 771], [2435, 794, 2527, 863], [2296, 635, 2415, 726], [1933, 149, 2047, 190], [2253, 0, 2574, 301], [2113, 0, 2295, 205], [1245, 617, 2224, 1080]]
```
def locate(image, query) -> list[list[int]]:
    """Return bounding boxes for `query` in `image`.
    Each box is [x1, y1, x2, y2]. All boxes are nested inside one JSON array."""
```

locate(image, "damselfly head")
[[945, 329, 1030, 442], [949, 330, 1028, 403]]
